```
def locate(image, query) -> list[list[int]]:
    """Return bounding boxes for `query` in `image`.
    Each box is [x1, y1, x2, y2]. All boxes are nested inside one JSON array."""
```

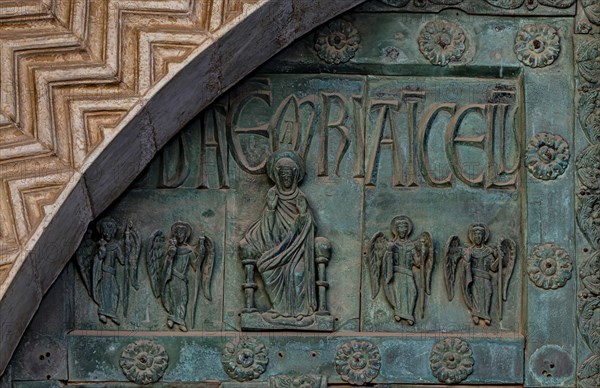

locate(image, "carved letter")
[[403, 91, 425, 187], [270, 94, 318, 162], [445, 104, 487, 188], [486, 103, 519, 189], [158, 135, 190, 188], [197, 105, 229, 189], [366, 100, 403, 187], [227, 78, 272, 174], [352, 95, 365, 178], [418, 103, 455, 187], [319, 93, 351, 177]]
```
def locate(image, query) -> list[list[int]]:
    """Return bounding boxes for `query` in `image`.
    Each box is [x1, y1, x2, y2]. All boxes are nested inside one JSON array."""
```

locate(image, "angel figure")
[[444, 223, 516, 326], [75, 218, 141, 325], [367, 216, 433, 325], [146, 222, 215, 332]]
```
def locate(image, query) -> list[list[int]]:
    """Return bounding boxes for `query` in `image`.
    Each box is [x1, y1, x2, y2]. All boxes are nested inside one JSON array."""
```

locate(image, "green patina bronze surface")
[[6, 0, 600, 386]]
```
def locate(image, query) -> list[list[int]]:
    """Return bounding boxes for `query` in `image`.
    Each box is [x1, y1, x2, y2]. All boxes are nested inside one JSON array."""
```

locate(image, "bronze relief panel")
[[51, 1, 590, 386]]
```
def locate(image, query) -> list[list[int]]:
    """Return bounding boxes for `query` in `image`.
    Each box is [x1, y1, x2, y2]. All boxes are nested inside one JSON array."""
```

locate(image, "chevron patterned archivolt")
[[20, 183, 64, 231], [7, 171, 72, 242], [0, 1, 53, 24], [0, 264, 11, 288], [0, 0, 270, 296], [151, 42, 199, 85], [81, 110, 129, 152], [0, 0, 371, 377]]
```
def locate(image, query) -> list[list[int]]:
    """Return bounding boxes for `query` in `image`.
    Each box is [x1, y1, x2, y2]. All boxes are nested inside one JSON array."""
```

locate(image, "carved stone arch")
[[0, 0, 365, 373]]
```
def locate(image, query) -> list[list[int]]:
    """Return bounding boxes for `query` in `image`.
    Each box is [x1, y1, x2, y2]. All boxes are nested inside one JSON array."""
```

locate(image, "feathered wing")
[[75, 230, 96, 298], [201, 236, 215, 301], [381, 249, 396, 310], [190, 235, 216, 329], [366, 232, 388, 298], [91, 242, 105, 304], [122, 221, 142, 317], [416, 231, 434, 295], [498, 237, 517, 301], [146, 230, 166, 298], [125, 222, 142, 290], [444, 236, 462, 301], [415, 231, 434, 319]]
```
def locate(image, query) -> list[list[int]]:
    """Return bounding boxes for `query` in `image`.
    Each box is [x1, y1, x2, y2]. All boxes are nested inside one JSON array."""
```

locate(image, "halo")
[[96, 217, 117, 234], [390, 215, 413, 237], [171, 221, 192, 241], [468, 223, 490, 243], [266, 149, 305, 183]]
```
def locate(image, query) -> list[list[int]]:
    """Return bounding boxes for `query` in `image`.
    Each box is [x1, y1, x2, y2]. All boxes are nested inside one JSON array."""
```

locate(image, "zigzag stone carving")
[[0, 0, 366, 374]]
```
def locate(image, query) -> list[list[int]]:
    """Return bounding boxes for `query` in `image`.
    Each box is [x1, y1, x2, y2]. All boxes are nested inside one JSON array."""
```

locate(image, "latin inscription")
[[144, 76, 521, 190]]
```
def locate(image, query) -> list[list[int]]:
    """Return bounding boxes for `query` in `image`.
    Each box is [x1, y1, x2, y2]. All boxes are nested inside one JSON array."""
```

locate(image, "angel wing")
[[444, 236, 463, 301], [191, 235, 216, 328], [124, 221, 142, 290], [366, 232, 388, 298], [122, 221, 142, 317], [75, 229, 96, 298], [497, 237, 516, 321], [198, 235, 215, 301], [416, 231, 434, 295], [91, 239, 106, 304], [415, 231, 434, 319], [146, 230, 166, 298], [498, 237, 517, 301]]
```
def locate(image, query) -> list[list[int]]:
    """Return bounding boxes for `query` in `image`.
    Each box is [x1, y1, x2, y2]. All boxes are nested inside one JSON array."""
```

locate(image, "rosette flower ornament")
[[527, 243, 572, 289], [314, 19, 360, 65], [417, 20, 467, 66], [525, 132, 570, 180], [430, 338, 474, 384], [119, 340, 169, 385], [514, 23, 560, 68], [334, 340, 381, 385], [221, 337, 269, 382]]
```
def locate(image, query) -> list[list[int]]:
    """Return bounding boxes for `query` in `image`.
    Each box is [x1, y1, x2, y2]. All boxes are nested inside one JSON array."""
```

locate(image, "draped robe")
[[462, 246, 498, 321], [383, 240, 418, 322], [241, 186, 317, 317], [93, 241, 123, 319], [161, 245, 196, 326]]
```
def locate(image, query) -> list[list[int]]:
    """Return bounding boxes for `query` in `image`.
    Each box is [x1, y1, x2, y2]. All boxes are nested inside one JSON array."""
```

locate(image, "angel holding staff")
[[444, 223, 516, 326], [75, 218, 141, 325], [146, 222, 215, 332], [367, 216, 433, 325]]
